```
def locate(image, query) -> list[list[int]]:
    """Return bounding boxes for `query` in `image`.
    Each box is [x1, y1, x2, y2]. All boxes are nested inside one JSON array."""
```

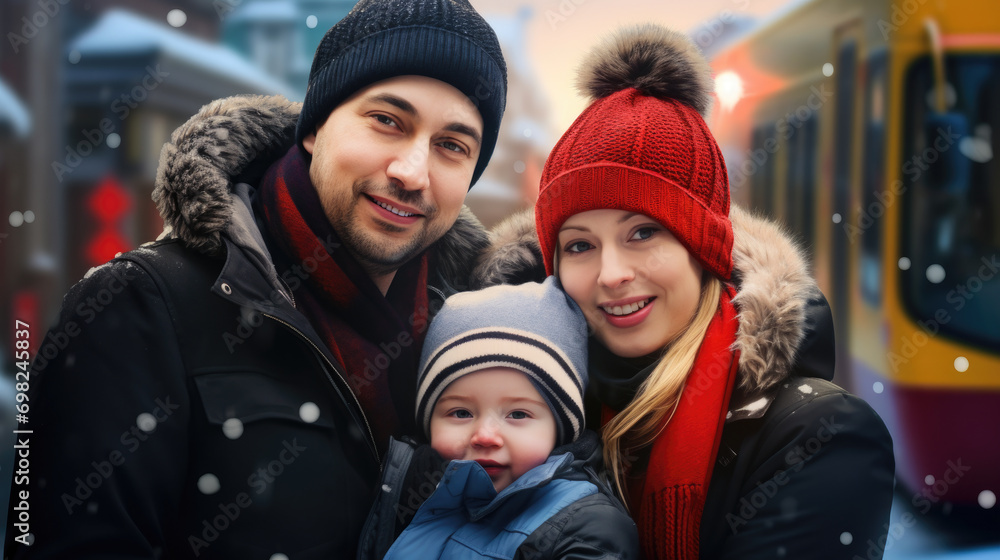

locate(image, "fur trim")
[[471, 204, 817, 393], [469, 209, 545, 289], [429, 206, 491, 292], [576, 24, 714, 118], [729, 205, 812, 393], [153, 95, 301, 255]]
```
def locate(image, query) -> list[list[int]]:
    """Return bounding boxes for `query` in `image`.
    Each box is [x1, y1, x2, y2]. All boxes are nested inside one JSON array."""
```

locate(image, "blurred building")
[[0, 0, 295, 348], [467, 6, 554, 228], [222, 0, 358, 99]]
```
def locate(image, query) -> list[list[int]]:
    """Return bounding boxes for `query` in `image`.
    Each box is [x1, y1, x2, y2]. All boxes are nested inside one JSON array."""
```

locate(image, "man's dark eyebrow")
[[445, 123, 482, 147], [367, 93, 482, 147], [368, 93, 416, 115]]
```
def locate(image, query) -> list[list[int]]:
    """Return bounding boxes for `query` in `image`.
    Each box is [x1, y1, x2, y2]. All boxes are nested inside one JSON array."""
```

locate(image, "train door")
[[849, 48, 890, 400], [828, 20, 865, 388]]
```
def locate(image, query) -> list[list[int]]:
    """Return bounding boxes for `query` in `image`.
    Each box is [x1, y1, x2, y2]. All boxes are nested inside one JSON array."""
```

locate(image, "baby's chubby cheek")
[[430, 439, 463, 463]]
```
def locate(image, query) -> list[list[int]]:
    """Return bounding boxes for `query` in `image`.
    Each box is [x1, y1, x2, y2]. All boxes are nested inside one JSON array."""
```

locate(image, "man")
[[5, 0, 506, 558]]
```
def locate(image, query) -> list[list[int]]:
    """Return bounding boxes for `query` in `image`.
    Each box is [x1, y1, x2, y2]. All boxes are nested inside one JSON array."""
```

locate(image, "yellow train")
[[708, 0, 999, 508]]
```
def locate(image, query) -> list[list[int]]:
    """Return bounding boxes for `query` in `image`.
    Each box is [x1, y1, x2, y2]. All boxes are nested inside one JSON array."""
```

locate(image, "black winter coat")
[[4, 96, 490, 560], [699, 292, 896, 559]]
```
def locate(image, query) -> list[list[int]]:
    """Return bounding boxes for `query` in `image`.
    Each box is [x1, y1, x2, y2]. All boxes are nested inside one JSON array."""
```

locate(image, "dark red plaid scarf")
[[258, 145, 430, 452]]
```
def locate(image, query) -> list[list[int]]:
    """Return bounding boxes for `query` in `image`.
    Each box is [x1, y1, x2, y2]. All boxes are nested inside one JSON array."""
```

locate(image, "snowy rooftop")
[[0, 76, 31, 138], [70, 9, 294, 97]]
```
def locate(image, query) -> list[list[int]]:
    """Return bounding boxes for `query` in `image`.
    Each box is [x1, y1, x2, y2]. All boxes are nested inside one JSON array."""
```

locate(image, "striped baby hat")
[[416, 277, 588, 445]]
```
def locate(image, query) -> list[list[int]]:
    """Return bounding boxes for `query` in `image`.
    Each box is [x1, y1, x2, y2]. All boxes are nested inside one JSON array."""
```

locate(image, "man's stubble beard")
[[324, 179, 448, 277]]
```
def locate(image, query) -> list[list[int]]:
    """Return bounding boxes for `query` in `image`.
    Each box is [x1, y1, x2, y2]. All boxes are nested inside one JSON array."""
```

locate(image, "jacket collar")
[[423, 453, 575, 523], [152, 94, 490, 304], [726, 283, 835, 421], [412, 429, 604, 522]]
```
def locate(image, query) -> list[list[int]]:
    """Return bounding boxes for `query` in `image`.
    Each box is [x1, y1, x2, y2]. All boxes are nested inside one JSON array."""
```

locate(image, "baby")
[[357, 277, 638, 560]]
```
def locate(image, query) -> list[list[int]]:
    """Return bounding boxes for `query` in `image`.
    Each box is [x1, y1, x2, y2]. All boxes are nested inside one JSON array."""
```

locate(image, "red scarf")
[[258, 146, 431, 452], [604, 287, 739, 560]]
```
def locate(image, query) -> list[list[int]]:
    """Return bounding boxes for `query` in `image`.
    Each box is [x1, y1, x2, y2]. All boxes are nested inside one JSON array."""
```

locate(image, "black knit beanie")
[[296, 0, 508, 187]]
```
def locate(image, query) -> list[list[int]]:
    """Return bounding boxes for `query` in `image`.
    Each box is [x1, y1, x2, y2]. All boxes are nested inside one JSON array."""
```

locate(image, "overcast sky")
[[469, 0, 796, 131]]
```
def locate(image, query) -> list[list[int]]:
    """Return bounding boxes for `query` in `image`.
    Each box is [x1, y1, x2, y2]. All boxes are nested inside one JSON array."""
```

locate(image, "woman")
[[477, 25, 895, 559]]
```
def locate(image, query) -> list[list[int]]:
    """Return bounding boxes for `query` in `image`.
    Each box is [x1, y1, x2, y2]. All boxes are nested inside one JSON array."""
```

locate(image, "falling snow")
[[299, 402, 320, 423], [222, 418, 244, 440], [137, 413, 157, 433], [979, 490, 996, 509], [197, 473, 221, 495], [166, 9, 187, 28], [954, 357, 970, 373], [926, 264, 946, 284]]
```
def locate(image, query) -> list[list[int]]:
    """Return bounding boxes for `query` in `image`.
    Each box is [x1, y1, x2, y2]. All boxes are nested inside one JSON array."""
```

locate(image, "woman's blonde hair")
[[600, 276, 723, 508]]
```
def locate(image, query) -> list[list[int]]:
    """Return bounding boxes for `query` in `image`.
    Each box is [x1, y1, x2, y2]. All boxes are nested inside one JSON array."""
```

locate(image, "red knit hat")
[[535, 25, 733, 280]]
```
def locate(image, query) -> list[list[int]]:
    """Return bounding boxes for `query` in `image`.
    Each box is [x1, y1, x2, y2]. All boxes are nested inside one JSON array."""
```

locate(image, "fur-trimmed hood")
[[470, 207, 826, 395], [152, 94, 489, 293]]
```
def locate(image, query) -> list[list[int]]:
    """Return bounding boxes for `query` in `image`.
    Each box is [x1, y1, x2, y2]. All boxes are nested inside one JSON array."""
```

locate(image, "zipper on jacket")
[[263, 312, 380, 465], [276, 275, 297, 309]]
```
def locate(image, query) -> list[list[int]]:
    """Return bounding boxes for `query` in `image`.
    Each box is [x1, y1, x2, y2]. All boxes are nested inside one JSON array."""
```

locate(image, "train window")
[[860, 51, 888, 305], [784, 113, 818, 255], [750, 123, 778, 217], [901, 55, 1000, 350], [800, 116, 818, 254], [749, 127, 765, 212], [831, 40, 857, 343]]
